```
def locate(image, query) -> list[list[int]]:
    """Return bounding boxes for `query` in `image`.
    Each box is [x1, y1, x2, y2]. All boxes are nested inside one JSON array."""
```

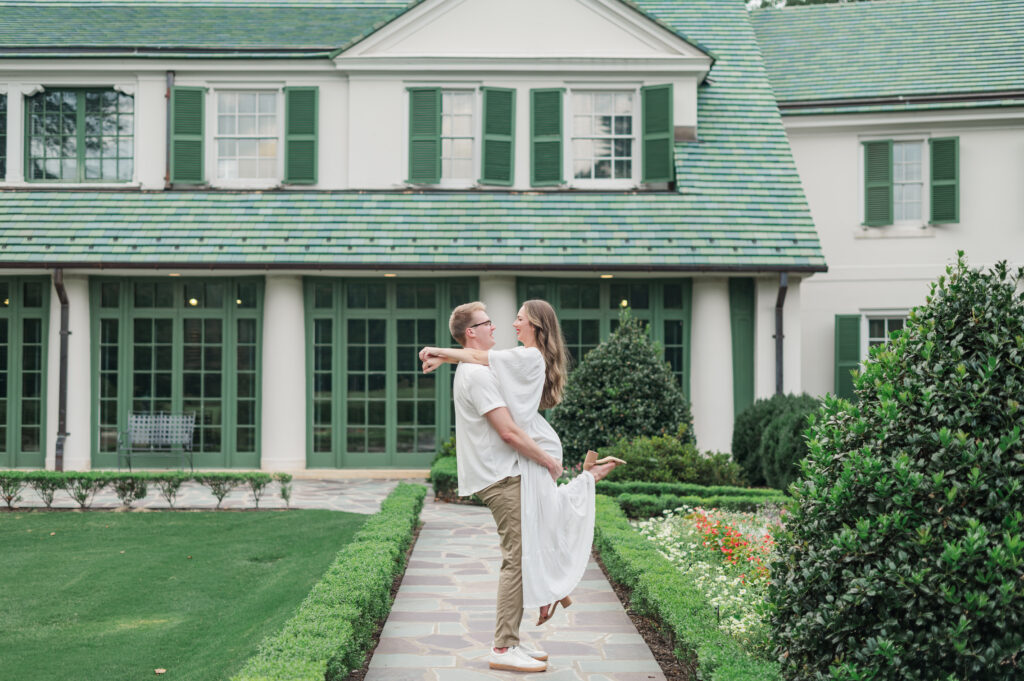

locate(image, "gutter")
[[774, 272, 788, 395], [52, 269, 70, 472], [778, 89, 1024, 112]]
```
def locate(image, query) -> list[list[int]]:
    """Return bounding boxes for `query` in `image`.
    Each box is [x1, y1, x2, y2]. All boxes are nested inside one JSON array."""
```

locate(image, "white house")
[[751, 0, 1024, 399], [0, 0, 827, 472]]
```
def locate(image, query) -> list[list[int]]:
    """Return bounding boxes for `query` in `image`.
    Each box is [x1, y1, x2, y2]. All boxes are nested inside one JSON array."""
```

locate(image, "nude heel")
[[536, 596, 572, 626]]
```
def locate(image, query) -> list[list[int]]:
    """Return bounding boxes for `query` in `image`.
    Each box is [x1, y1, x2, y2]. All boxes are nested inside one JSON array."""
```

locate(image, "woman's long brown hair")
[[522, 299, 569, 409]]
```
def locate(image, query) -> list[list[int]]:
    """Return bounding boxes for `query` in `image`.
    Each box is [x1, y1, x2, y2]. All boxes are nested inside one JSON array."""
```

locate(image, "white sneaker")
[[488, 646, 547, 672], [519, 644, 549, 662]]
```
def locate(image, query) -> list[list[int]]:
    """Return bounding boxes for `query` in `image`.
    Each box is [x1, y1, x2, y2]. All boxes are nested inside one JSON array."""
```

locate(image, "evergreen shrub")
[[599, 429, 744, 486], [550, 309, 694, 467], [770, 256, 1024, 680], [731, 394, 819, 489]]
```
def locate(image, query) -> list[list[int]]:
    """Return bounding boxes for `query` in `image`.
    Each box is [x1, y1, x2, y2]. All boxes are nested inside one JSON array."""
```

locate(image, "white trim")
[[783, 105, 1024, 130], [565, 86, 640, 189], [19, 83, 43, 96], [859, 311, 909, 362]]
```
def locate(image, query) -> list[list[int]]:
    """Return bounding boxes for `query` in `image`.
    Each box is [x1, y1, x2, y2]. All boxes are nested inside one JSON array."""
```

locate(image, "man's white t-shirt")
[[453, 362, 520, 496]]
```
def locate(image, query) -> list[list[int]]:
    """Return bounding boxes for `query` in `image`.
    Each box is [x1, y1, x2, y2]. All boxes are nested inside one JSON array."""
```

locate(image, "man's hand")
[[422, 356, 444, 374], [547, 459, 563, 482]]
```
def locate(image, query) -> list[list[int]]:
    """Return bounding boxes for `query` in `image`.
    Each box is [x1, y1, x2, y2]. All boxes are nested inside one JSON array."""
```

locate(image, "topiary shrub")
[[769, 255, 1024, 680], [732, 394, 819, 488], [550, 309, 694, 467], [598, 428, 744, 486]]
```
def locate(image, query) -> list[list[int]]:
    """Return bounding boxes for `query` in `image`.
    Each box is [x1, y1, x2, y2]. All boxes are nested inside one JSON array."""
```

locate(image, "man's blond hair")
[[449, 301, 486, 346]]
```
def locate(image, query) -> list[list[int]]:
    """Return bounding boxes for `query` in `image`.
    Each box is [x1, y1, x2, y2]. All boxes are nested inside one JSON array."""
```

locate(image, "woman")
[[421, 299, 624, 625]]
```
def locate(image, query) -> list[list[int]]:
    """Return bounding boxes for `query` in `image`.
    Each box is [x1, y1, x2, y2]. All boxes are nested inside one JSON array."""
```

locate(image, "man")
[[421, 302, 562, 673]]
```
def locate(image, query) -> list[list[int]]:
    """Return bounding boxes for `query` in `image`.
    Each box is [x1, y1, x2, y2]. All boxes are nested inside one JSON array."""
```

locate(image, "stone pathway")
[[12, 479, 400, 515], [365, 495, 666, 681]]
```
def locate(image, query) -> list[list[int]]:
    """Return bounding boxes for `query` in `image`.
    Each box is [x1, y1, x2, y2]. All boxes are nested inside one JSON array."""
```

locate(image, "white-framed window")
[[440, 90, 475, 183], [866, 315, 907, 352], [570, 90, 636, 186], [892, 141, 923, 222], [214, 90, 280, 184]]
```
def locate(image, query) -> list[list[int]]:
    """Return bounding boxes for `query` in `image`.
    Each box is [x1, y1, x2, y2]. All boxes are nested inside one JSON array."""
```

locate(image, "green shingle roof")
[[751, 0, 1024, 112], [0, 191, 824, 271], [0, 2, 400, 53], [0, 0, 824, 273]]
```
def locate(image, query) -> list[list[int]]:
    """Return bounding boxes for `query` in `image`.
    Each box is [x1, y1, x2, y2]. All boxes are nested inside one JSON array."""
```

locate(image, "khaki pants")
[[477, 475, 523, 648]]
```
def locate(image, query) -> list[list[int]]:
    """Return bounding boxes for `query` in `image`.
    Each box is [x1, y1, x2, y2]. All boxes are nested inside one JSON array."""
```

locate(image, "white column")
[[479, 275, 518, 349], [260, 275, 306, 471], [690, 277, 734, 453], [45, 275, 91, 470]]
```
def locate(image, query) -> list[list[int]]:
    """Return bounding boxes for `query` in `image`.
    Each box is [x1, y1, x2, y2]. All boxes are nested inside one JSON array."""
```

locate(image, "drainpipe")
[[774, 273, 788, 395], [53, 269, 70, 471], [165, 71, 174, 188]]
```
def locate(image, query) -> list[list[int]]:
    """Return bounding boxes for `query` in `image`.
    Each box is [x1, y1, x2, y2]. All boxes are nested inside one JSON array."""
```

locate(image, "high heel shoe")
[[536, 596, 572, 626], [583, 450, 626, 471]]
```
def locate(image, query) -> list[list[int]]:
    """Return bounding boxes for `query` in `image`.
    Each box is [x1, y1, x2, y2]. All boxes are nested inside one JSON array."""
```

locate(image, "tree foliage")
[[769, 255, 1024, 680]]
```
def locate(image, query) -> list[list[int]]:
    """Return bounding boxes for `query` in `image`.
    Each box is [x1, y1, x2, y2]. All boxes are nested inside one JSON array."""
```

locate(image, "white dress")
[[489, 346, 596, 609]]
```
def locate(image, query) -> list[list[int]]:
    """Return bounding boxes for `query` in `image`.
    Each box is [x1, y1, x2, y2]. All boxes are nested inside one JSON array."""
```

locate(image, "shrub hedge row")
[[614, 492, 790, 519], [0, 470, 293, 510], [428, 456, 483, 505], [594, 495, 781, 681], [594, 480, 780, 499], [231, 482, 426, 681]]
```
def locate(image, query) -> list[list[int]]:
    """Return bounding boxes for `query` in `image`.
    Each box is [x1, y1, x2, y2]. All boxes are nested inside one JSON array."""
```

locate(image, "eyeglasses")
[[468, 319, 493, 330]]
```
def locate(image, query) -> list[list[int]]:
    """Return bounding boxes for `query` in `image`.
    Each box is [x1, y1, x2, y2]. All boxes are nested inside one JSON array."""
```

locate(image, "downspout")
[[165, 70, 174, 188], [53, 269, 70, 471], [774, 273, 788, 395]]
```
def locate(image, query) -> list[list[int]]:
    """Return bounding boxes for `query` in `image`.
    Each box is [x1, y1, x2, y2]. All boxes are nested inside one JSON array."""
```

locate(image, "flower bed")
[[636, 504, 784, 653]]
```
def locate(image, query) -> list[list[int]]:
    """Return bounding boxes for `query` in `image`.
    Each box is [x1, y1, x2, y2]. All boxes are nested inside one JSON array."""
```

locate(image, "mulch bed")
[[595, 551, 698, 681], [347, 521, 422, 681]]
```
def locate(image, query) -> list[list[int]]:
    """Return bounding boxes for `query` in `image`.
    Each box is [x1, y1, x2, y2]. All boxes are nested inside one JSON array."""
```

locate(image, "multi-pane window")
[[572, 92, 634, 181], [216, 91, 278, 180], [92, 279, 262, 469], [0, 279, 49, 468], [307, 278, 474, 468], [867, 316, 906, 349], [519, 279, 689, 393], [0, 94, 6, 178], [27, 89, 133, 182], [893, 141, 923, 221], [441, 91, 474, 181]]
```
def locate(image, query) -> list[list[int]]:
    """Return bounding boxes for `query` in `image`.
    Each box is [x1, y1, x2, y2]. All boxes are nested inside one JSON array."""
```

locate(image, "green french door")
[[306, 278, 475, 469], [90, 278, 262, 469], [518, 278, 692, 397], [0, 278, 49, 468]]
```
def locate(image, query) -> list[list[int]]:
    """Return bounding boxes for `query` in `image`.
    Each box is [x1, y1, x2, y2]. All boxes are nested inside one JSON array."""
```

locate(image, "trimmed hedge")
[[595, 480, 779, 500], [614, 492, 790, 519], [0, 471, 293, 510], [594, 495, 781, 681], [232, 482, 426, 681], [428, 456, 483, 505]]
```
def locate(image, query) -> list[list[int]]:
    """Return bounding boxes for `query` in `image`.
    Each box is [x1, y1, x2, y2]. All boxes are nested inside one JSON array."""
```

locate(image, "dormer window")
[[571, 91, 635, 184], [216, 91, 279, 181]]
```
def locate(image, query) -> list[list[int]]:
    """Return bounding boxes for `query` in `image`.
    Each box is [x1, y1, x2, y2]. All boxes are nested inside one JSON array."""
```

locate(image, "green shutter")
[[530, 89, 563, 186], [729, 278, 755, 418], [930, 137, 959, 224], [408, 88, 441, 184], [285, 87, 318, 185], [641, 84, 673, 183], [863, 140, 893, 226], [834, 314, 861, 399], [480, 87, 515, 186], [170, 86, 205, 185]]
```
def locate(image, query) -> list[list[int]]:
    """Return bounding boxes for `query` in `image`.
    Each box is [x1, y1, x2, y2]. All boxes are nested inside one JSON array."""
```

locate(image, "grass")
[[0, 509, 366, 681]]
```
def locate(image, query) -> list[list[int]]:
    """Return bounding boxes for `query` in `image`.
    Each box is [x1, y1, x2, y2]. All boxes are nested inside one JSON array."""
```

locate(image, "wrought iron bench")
[[118, 412, 196, 471]]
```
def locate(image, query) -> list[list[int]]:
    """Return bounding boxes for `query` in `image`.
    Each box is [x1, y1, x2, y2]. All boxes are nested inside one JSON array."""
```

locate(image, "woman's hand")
[[418, 346, 443, 362], [422, 356, 444, 374]]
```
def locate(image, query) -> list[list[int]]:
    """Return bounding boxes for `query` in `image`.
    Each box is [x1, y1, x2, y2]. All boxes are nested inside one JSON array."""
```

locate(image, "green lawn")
[[1, 509, 366, 681]]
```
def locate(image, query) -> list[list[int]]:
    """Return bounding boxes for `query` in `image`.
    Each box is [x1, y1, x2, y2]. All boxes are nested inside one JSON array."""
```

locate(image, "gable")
[[341, 0, 709, 60]]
